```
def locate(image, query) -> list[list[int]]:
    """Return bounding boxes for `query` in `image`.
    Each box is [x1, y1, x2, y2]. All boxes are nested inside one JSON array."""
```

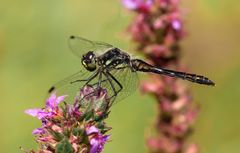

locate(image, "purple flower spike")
[[25, 89, 111, 153], [125, 0, 198, 152]]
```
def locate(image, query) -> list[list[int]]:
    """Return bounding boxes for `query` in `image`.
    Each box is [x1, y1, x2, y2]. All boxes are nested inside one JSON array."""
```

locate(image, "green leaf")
[[51, 131, 64, 142], [56, 139, 74, 153], [84, 109, 94, 121], [63, 129, 71, 138], [72, 127, 84, 137]]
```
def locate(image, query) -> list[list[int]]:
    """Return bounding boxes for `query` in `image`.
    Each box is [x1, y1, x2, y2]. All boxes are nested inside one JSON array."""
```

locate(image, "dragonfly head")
[[82, 51, 97, 71]]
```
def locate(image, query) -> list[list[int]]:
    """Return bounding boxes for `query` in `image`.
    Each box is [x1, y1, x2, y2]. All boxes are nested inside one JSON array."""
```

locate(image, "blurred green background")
[[0, 0, 240, 153]]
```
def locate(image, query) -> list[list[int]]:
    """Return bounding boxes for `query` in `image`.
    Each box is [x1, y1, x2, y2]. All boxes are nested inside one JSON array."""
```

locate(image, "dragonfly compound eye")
[[82, 51, 97, 71]]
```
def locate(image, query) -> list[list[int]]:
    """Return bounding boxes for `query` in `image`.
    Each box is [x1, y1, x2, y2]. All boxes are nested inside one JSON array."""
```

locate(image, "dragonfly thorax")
[[81, 51, 97, 71]]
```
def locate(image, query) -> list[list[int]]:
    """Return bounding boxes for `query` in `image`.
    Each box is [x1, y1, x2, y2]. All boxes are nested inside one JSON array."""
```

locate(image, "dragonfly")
[[48, 36, 215, 106]]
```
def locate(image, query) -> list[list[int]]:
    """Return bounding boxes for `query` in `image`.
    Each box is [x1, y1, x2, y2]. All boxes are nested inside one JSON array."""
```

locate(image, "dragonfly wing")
[[68, 36, 114, 57], [48, 69, 97, 103], [100, 63, 139, 104], [47, 65, 138, 105]]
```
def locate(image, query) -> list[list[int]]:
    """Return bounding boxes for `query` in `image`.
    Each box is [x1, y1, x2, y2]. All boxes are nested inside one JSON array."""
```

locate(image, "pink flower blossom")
[[25, 94, 65, 120], [123, 0, 153, 12], [90, 135, 110, 153], [87, 125, 110, 153], [25, 87, 111, 153]]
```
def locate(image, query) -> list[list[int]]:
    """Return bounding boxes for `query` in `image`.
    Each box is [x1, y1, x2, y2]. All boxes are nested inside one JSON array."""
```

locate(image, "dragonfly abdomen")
[[151, 67, 215, 86], [131, 59, 215, 86], [173, 71, 215, 86]]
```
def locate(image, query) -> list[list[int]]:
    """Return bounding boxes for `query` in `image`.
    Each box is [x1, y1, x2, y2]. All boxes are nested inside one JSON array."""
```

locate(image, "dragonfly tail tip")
[[209, 81, 216, 86]]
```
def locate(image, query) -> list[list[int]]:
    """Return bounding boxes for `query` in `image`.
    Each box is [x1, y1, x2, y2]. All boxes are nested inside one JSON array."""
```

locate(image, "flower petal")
[[123, 0, 153, 10], [172, 19, 181, 30], [123, 0, 139, 9], [32, 128, 45, 135], [46, 93, 57, 109], [55, 95, 66, 106], [90, 138, 100, 153], [89, 135, 109, 153], [37, 111, 54, 119], [25, 108, 42, 117], [87, 126, 99, 135], [102, 135, 110, 142]]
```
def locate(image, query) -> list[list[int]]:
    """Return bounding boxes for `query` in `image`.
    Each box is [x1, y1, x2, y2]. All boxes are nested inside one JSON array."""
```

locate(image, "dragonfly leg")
[[82, 70, 99, 87], [97, 71, 103, 89], [76, 91, 98, 109], [90, 79, 108, 87], [102, 71, 118, 107], [106, 71, 123, 106], [75, 71, 109, 108], [107, 71, 123, 94], [70, 70, 99, 84], [73, 71, 99, 107]]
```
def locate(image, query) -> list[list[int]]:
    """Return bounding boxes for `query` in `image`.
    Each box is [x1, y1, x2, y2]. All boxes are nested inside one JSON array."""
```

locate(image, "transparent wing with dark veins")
[[101, 63, 139, 104], [48, 69, 98, 103], [68, 36, 114, 57]]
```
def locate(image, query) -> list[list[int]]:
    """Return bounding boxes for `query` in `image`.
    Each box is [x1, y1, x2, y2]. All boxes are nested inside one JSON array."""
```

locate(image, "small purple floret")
[[32, 128, 45, 135], [123, 0, 153, 10], [25, 93, 66, 120], [90, 135, 110, 153], [172, 19, 182, 30], [87, 126, 99, 135], [46, 94, 65, 110], [25, 109, 42, 117]]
